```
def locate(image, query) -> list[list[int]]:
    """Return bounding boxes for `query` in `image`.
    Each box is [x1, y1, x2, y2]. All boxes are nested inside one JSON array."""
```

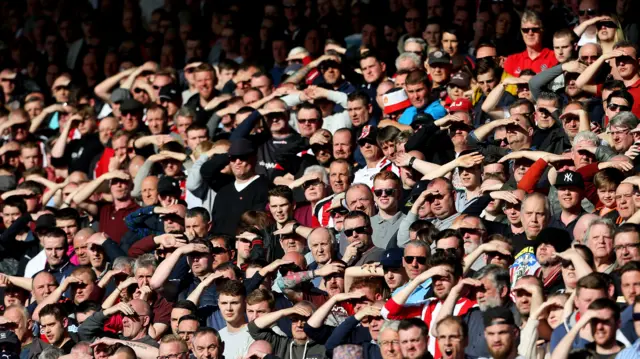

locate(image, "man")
[[503, 11, 558, 77], [185, 63, 219, 123], [618, 262, 640, 327], [210, 138, 269, 235], [510, 193, 550, 287], [426, 178, 460, 230], [353, 125, 399, 188], [383, 253, 475, 358], [552, 298, 627, 359], [576, 41, 640, 117], [315, 159, 352, 228], [157, 335, 189, 359], [249, 302, 326, 359], [71, 170, 139, 244], [185, 208, 212, 241], [217, 280, 254, 359], [170, 301, 197, 335], [333, 128, 354, 162], [77, 299, 158, 347], [549, 171, 586, 240], [2, 304, 49, 358], [473, 59, 515, 127], [396, 241, 431, 303], [483, 307, 524, 359], [614, 224, 640, 267], [158, 84, 182, 118], [359, 51, 387, 103], [398, 318, 434, 359], [531, 228, 571, 294], [192, 327, 223, 359], [371, 171, 405, 249], [342, 210, 385, 266], [436, 265, 520, 358], [307, 228, 335, 286], [38, 303, 75, 353], [398, 70, 447, 125], [434, 316, 468, 359], [26, 228, 75, 283], [550, 274, 609, 351]]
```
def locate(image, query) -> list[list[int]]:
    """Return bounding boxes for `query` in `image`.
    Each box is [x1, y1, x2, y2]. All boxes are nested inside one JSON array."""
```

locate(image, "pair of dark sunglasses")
[[303, 179, 322, 189], [344, 226, 368, 237], [608, 103, 630, 112], [404, 256, 428, 265], [595, 21, 616, 29], [374, 188, 396, 197]]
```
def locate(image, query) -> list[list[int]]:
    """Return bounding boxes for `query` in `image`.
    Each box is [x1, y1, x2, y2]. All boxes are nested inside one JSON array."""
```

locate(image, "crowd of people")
[[4, 0, 640, 359]]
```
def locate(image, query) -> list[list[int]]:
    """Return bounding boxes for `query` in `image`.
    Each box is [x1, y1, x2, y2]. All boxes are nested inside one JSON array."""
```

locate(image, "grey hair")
[[38, 347, 64, 359], [113, 256, 135, 271], [405, 239, 431, 253], [609, 111, 639, 130], [572, 131, 599, 146], [377, 320, 401, 345], [175, 106, 196, 120], [395, 52, 421, 71], [474, 265, 510, 297], [584, 218, 615, 246], [304, 165, 329, 185], [133, 253, 158, 273], [521, 10, 543, 26], [404, 37, 427, 51]]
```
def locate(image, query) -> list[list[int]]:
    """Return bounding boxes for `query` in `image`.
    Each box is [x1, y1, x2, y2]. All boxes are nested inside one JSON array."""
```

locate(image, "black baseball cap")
[[157, 176, 181, 197], [483, 307, 516, 328], [159, 84, 181, 103], [555, 170, 584, 190], [228, 138, 256, 157]]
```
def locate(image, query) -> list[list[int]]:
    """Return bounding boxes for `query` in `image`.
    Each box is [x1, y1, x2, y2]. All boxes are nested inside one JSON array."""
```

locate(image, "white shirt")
[[24, 250, 46, 278], [219, 325, 254, 359], [353, 158, 400, 188]]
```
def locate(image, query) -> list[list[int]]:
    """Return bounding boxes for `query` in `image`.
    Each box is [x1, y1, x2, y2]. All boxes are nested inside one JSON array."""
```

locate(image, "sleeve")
[[517, 318, 541, 359], [529, 64, 564, 101], [549, 324, 568, 353], [101, 238, 127, 262], [325, 90, 348, 108], [577, 162, 601, 205], [404, 123, 438, 154], [0, 214, 31, 246], [230, 110, 262, 140], [185, 155, 209, 199], [247, 321, 291, 358], [303, 323, 333, 345], [462, 194, 492, 217], [221, 80, 236, 94], [503, 55, 516, 77], [396, 212, 418, 248], [381, 298, 425, 320], [130, 159, 154, 198], [322, 112, 352, 134], [123, 206, 155, 239], [127, 235, 157, 258], [200, 154, 234, 192], [77, 311, 109, 342], [517, 158, 550, 194], [325, 316, 361, 351], [281, 93, 303, 108], [206, 113, 223, 139]]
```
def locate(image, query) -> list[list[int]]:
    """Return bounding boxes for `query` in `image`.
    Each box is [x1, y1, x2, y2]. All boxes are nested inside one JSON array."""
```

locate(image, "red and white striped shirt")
[[382, 297, 476, 359]]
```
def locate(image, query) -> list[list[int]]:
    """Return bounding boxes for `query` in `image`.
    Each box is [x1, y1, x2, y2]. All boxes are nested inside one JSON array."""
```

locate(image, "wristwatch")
[[408, 156, 416, 168], [292, 222, 300, 234]]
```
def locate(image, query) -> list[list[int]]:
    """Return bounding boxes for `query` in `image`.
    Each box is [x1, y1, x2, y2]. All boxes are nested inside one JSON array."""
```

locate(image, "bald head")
[[129, 299, 151, 316], [282, 252, 307, 270], [247, 340, 273, 356], [128, 156, 145, 178], [73, 228, 95, 266], [140, 176, 159, 206]]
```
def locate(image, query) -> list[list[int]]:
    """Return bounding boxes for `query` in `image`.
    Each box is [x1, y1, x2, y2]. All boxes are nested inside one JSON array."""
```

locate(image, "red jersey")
[[503, 48, 558, 77]]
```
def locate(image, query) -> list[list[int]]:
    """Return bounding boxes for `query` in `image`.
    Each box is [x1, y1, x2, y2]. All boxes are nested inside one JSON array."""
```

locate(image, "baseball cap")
[[533, 227, 572, 254], [228, 138, 256, 157], [286, 47, 310, 61], [357, 125, 378, 146], [110, 88, 132, 104], [428, 50, 451, 66], [409, 179, 431, 200], [449, 72, 471, 89], [382, 88, 411, 115], [555, 170, 584, 190], [158, 84, 181, 103], [157, 176, 181, 197], [483, 307, 516, 328], [449, 98, 472, 113], [380, 248, 404, 269], [119, 99, 144, 113], [0, 330, 20, 352]]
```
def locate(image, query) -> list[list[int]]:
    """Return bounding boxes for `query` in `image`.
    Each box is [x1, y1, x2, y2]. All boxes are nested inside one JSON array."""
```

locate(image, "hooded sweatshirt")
[[248, 321, 326, 359]]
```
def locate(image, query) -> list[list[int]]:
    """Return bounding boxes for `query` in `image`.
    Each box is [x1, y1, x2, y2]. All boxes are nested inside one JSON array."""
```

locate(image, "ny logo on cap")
[[564, 173, 573, 182], [433, 51, 443, 58]]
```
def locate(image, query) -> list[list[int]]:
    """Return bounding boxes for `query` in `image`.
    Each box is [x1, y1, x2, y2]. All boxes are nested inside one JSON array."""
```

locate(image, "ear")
[[62, 318, 69, 328], [500, 285, 509, 299], [381, 62, 386, 73], [367, 104, 373, 114], [207, 222, 213, 231]]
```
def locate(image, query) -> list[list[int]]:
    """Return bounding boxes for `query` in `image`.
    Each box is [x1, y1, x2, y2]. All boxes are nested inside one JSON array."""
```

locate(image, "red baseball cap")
[[449, 98, 472, 113]]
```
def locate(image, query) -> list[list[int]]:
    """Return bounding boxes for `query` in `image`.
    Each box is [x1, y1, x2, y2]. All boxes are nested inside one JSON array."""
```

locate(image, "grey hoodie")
[[248, 321, 326, 359]]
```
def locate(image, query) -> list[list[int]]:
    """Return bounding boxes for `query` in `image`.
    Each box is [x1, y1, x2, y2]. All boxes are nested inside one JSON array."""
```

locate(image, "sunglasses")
[[492, 137, 509, 146], [632, 312, 640, 322], [486, 251, 512, 260], [319, 60, 340, 71], [54, 85, 70, 91], [298, 118, 319, 125], [561, 259, 573, 268], [578, 9, 597, 16], [302, 179, 322, 189], [608, 103, 630, 112], [0, 78, 15, 83], [580, 55, 599, 62], [459, 228, 482, 236], [229, 154, 250, 162], [425, 193, 445, 201], [405, 17, 420, 23], [374, 188, 396, 197], [404, 256, 428, 265], [521, 27, 541, 34], [344, 226, 369, 237], [596, 21, 617, 29], [120, 110, 140, 117], [278, 264, 302, 277]]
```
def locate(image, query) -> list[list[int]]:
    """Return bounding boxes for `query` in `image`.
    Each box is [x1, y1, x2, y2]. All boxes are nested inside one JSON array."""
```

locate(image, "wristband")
[[408, 157, 416, 168], [292, 222, 300, 234]]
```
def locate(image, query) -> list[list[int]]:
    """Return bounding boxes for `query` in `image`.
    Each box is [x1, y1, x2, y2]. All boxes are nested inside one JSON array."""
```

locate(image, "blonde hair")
[[193, 140, 214, 158], [160, 334, 188, 352]]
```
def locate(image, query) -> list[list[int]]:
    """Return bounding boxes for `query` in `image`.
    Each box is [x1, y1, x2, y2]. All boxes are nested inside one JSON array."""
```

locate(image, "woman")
[[596, 15, 626, 54]]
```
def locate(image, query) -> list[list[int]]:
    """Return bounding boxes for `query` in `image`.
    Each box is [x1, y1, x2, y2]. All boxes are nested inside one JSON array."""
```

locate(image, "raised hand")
[[456, 152, 484, 168], [489, 190, 519, 204], [315, 262, 346, 277]]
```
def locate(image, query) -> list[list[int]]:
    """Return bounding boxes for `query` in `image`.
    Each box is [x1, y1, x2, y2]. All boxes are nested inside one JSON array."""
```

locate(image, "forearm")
[[101, 287, 123, 309], [396, 212, 418, 248], [149, 252, 181, 290], [7, 275, 32, 291], [325, 316, 360, 351], [578, 113, 591, 132], [95, 69, 135, 101], [51, 124, 72, 158], [78, 311, 107, 341], [424, 160, 456, 180], [254, 309, 287, 329], [325, 90, 348, 108], [185, 155, 208, 192], [110, 340, 158, 359], [518, 318, 541, 358], [72, 177, 106, 204], [473, 121, 502, 141], [576, 58, 605, 88], [391, 277, 423, 305], [29, 109, 53, 133], [481, 84, 506, 113], [33, 285, 66, 320], [276, 270, 314, 290], [529, 65, 564, 101], [463, 249, 484, 275], [410, 158, 441, 176], [186, 282, 207, 306], [432, 290, 460, 336], [121, 67, 144, 89], [550, 323, 582, 359], [306, 297, 338, 328], [285, 64, 313, 84]]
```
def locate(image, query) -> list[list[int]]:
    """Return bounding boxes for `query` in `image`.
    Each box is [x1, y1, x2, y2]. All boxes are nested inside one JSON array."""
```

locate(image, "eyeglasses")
[[607, 103, 630, 112], [404, 256, 428, 265], [157, 353, 188, 359], [302, 179, 322, 189], [596, 21, 617, 29], [578, 9, 597, 16], [374, 188, 396, 197], [405, 17, 420, 23], [613, 243, 640, 251], [521, 27, 541, 34], [608, 128, 630, 136], [486, 251, 512, 260], [298, 118, 319, 125], [344, 226, 369, 237]]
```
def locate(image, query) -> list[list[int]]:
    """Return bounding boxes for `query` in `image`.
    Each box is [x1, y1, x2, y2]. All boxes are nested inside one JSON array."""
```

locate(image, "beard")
[[478, 296, 502, 312], [488, 341, 514, 359], [538, 255, 561, 267]]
